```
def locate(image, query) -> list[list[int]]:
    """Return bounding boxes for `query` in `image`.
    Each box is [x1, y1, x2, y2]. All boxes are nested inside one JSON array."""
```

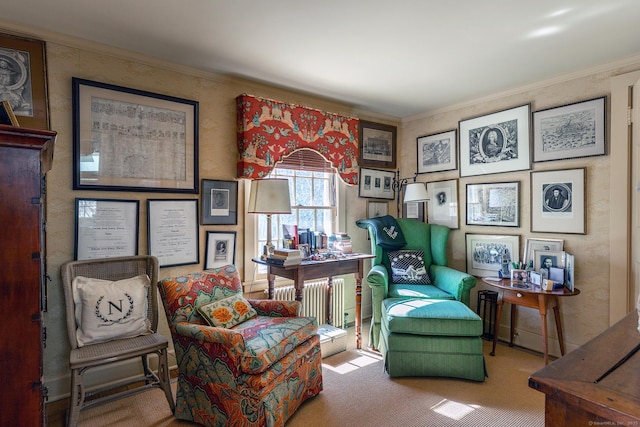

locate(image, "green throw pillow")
[[197, 293, 257, 328]]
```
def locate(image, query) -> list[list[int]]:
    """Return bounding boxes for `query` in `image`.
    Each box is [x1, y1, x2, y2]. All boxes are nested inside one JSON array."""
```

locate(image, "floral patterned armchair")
[[158, 264, 323, 426]]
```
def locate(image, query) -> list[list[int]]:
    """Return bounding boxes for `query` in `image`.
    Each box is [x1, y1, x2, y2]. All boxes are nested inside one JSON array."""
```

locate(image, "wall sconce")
[[248, 178, 292, 260], [392, 170, 429, 215]]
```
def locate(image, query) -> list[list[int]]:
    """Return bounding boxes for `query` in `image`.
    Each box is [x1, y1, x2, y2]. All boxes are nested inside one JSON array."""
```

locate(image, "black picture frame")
[[417, 129, 457, 174], [72, 77, 199, 193], [201, 179, 238, 225], [147, 199, 199, 267], [205, 231, 237, 269], [466, 181, 520, 227], [358, 167, 395, 200], [358, 120, 397, 169]]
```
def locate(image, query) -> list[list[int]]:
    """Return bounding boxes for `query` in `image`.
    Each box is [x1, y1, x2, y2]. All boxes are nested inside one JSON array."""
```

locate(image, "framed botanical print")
[[417, 130, 457, 174], [530, 168, 586, 234], [358, 120, 397, 169]]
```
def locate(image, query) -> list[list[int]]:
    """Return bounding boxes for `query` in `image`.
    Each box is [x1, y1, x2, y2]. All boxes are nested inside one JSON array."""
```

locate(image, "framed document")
[[147, 199, 199, 267], [74, 198, 139, 260]]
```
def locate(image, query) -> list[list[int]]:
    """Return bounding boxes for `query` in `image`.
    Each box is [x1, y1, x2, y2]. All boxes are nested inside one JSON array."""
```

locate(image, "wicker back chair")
[[60, 255, 174, 426]]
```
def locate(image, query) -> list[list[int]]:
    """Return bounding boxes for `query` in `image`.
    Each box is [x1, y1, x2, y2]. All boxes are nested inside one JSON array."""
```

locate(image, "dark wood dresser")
[[0, 125, 56, 426], [529, 310, 640, 425]]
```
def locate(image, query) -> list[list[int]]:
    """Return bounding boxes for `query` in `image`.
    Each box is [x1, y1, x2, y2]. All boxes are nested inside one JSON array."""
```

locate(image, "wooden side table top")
[[482, 278, 580, 297]]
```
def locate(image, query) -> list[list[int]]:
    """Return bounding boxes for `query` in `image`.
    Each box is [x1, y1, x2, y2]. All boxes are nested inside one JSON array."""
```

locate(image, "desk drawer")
[[503, 289, 539, 309]]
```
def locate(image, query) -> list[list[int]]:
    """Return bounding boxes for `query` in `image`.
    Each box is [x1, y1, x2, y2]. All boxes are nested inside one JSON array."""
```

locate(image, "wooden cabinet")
[[0, 125, 56, 426]]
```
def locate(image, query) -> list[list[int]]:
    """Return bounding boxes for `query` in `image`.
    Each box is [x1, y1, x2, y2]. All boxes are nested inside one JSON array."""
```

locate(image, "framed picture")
[[530, 168, 586, 234], [426, 179, 459, 229], [532, 250, 566, 272], [459, 104, 531, 177], [533, 96, 606, 162], [358, 167, 395, 200], [523, 237, 564, 268], [466, 181, 519, 227], [367, 201, 388, 218], [465, 233, 520, 277], [298, 243, 311, 259], [417, 130, 457, 174], [72, 77, 199, 193], [565, 252, 575, 292], [511, 269, 528, 283], [205, 231, 236, 269], [147, 199, 199, 267], [74, 198, 139, 260], [0, 33, 49, 129], [402, 201, 424, 221], [0, 100, 19, 126], [358, 120, 397, 169], [201, 179, 238, 225]]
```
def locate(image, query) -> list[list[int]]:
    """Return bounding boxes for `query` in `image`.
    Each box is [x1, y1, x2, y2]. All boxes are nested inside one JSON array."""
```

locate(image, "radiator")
[[270, 279, 346, 328]]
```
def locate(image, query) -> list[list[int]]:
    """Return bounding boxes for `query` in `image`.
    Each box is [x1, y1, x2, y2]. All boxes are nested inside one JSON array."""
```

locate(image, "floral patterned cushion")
[[197, 294, 257, 328]]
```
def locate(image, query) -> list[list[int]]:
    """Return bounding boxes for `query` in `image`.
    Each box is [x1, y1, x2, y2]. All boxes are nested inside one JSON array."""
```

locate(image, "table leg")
[[293, 269, 304, 302], [267, 267, 275, 300], [539, 295, 549, 365], [510, 304, 516, 347], [491, 294, 505, 356], [327, 276, 333, 325], [355, 260, 364, 350], [552, 297, 565, 356]]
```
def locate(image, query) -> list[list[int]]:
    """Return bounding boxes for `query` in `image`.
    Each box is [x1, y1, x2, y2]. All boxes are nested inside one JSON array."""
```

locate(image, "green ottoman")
[[379, 298, 487, 381]]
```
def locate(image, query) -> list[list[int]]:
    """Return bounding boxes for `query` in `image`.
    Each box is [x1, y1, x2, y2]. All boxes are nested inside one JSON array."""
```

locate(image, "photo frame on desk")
[[205, 231, 236, 269], [523, 237, 564, 268], [147, 199, 199, 268], [201, 179, 238, 225], [72, 77, 199, 193]]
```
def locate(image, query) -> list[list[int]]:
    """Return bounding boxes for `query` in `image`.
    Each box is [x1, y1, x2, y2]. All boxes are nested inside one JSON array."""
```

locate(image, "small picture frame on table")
[[511, 269, 528, 283], [298, 244, 311, 259]]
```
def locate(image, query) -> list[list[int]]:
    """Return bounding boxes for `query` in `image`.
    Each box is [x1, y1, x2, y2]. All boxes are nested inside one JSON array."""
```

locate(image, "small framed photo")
[[511, 269, 528, 283], [565, 252, 575, 292], [533, 97, 606, 162], [533, 250, 566, 272], [426, 179, 459, 229], [358, 120, 397, 169], [465, 233, 519, 277], [367, 200, 388, 218], [147, 199, 199, 268], [459, 104, 531, 177], [529, 271, 542, 286], [205, 231, 236, 269], [416, 130, 457, 174], [530, 168, 586, 234], [466, 181, 519, 227], [201, 179, 238, 225], [358, 167, 395, 200], [523, 237, 564, 268], [298, 243, 311, 259]]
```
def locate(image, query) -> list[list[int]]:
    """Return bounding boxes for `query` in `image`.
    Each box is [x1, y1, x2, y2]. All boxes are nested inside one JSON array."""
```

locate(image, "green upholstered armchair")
[[360, 218, 476, 349]]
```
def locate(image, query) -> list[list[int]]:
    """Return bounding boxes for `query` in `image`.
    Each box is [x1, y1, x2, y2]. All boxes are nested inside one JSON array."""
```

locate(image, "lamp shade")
[[248, 178, 292, 214], [403, 182, 429, 203]]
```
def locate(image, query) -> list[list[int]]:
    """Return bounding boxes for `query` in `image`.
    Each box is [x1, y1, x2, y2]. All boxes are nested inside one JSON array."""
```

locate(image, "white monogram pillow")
[[72, 275, 152, 347]]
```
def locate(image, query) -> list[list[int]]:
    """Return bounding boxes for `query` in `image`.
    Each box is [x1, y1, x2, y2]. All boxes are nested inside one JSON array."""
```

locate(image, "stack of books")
[[330, 232, 352, 253], [266, 248, 303, 266]]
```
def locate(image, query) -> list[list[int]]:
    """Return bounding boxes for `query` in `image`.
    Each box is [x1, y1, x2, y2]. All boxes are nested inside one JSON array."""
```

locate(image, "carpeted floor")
[[57, 327, 546, 426]]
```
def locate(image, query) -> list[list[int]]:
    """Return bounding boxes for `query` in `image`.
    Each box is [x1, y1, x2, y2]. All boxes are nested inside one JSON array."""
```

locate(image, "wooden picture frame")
[[358, 167, 395, 200], [72, 77, 199, 193], [417, 129, 457, 174], [201, 179, 238, 225], [358, 120, 397, 169], [205, 231, 237, 269], [466, 181, 520, 227], [465, 233, 520, 277], [523, 237, 564, 268], [426, 179, 459, 229], [147, 199, 199, 267], [533, 96, 606, 162], [0, 100, 19, 126], [530, 168, 586, 234], [74, 198, 139, 260], [0, 33, 49, 129], [459, 104, 531, 177]]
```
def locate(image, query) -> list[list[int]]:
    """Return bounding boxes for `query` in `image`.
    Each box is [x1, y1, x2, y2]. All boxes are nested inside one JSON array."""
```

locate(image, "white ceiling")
[[3, 0, 640, 117]]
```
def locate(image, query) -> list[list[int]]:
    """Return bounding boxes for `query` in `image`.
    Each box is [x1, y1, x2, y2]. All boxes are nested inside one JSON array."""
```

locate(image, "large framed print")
[[74, 198, 139, 260], [201, 179, 238, 225], [533, 97, 606, 162], [466, 233, 520, 277], [466, 181, 519, 227], [205, 231, 237, 269], [531, 168, 586, 234], [417, 130, 457, 174], [0, 33, 49, 129], [358, 120, 397, 169], [147, 199, 199, 267], [426, 179, 459, 229], [358, 167, 395, 200], [459, 104, 531, 177], [72, 77, 199, 193], [523, 237, 564, 268]]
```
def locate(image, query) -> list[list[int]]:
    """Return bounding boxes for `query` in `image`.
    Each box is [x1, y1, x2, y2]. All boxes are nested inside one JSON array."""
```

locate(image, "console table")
[[482, 278, 580, 364], [253, 253, 374, 349]]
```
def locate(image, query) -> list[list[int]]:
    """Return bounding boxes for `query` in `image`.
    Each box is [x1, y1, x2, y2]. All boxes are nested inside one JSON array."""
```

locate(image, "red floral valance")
[[236, 94, 359, 185]]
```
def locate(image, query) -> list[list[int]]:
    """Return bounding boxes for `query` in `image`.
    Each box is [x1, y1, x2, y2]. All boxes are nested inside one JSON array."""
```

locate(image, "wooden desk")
[[254, 253, 374, 349], [482, 278, 580, 364], [529, 311, 640, 426]]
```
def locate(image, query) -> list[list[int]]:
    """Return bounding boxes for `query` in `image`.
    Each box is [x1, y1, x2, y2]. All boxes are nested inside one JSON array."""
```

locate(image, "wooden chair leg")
[[67, 368, 84, 427], [158, 349, 175, 412]]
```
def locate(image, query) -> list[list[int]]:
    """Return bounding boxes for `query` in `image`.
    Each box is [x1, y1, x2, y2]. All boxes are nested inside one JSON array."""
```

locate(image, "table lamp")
[[248, 178, 292, 260]]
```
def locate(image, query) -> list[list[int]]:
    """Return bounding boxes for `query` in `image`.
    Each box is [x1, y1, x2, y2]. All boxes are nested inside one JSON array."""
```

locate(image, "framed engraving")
[[358, 167, 395, 200], [205, 231, 237, 269], [466, 181, 519, 227], [358, 120, 397, 169], [417, 130, 457, 174], [201, 179, 238, 225], [426, 179, 459, 229], [465, 233, 520, 277], [530, 168, 586, 234]]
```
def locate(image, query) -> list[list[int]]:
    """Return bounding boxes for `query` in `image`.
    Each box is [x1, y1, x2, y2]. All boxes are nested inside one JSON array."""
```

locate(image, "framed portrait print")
[[147, 199, 199, 267], [465, 233, 520, 277], [530, 168, 586, 234], [358, 167, 395, 200], [367, 201, 388, 218], [417, 130, 457, 174], [466, 181, 519, 227], [533, 97, 606, 162], [73, 77, 199, 193], [426, 179, 459, 229], [201, 179, 238, 225], [0, 33, 49, 129], [358, 120, 397, 169], [523, 237, 564, 268], [532, 249, 566, 271], [205, 231, 236, 269], [459, 104, 531, 177]]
